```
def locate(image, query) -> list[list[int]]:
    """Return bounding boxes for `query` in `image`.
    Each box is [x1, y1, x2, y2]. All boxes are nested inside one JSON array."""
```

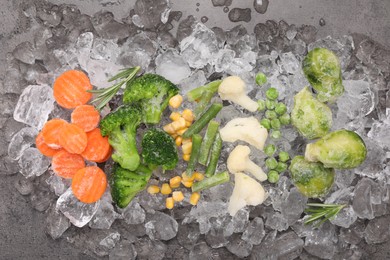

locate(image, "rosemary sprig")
[[304, 203, 346, 227], [88, 66, 140, 110]]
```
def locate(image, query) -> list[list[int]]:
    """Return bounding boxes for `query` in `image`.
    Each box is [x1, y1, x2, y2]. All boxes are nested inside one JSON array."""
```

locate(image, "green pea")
[[256, 72, 267, 86], [279, 113, 291, 125], [275, 162, 288, 173], [265, 157, 278, 170], [271, 130, 281, 139], [265, 110, 277, 119], [265, 99, 276, 110], [271, 118, 281, 130], [266, 87, 279, 100], [275, 103, 287, 115], [278, 151, 290, 162], [260, 118, 271, 130], [264, 144, 276, 157], [257, 100, 266, 111], [268, 170, 280, 183]]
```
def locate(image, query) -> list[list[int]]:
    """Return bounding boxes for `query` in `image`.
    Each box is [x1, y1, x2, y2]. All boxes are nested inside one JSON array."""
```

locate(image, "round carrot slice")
[[71, 105, 100, 132], [71, 166, 107, 203], [52, 150, 85, 179], [41, 118, 68, 149], [58, 123, 88, 154], [53, 70, 92, 109], [95, 147, 112, 163], [35, 131, 61, 157], [81, 128, 111, 162]]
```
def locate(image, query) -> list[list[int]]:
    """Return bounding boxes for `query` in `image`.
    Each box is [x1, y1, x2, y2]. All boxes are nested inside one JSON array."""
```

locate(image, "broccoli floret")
[[110, 163, 152, 208], [141, 128, 178, 170], [123, 74, 179, 124], [100, 104, 142, 171]]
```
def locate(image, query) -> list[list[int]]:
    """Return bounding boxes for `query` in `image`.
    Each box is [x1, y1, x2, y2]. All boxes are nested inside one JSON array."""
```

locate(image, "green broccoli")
[[123, 74, 179, 124], [141, 128, 178, 170], [100, 104, 142, 171], [110, 163, 152, 208]]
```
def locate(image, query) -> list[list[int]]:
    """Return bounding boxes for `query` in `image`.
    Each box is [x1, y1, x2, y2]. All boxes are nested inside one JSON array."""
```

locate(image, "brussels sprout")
[[302, 48, 344, 102], [289, 156, 335, 198], [291, 87, 332, 139], [305, 129, 367, 169]]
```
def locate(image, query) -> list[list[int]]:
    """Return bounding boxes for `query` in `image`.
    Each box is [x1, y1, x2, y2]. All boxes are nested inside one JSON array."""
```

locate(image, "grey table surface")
[[0, 0, 389, 259]]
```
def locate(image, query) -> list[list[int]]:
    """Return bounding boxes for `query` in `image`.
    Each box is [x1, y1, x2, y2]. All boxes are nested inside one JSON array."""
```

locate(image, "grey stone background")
[[0, 0, 389, 259]]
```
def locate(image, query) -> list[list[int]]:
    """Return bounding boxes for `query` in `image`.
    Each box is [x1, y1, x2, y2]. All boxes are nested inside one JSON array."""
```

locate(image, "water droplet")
[[196, 8, 199, 12], [201, 16, 209, 23], [253, 0, 269, 14], [223, 7, 229, 13], [196, 3, 200, 6], [319, 18, 326, 26]]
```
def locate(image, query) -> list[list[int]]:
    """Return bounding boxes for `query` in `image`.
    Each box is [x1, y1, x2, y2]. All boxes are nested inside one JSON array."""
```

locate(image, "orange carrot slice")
[[71, 166, 107, 203], [53, 70, 92, 109], [52, 150, 85, 179], [41, 118, 68, 149], [95, 147, 113, 163], [71, 105, 100, 132], [81, 128, 111, 162], [58, 123, 88, 154], [35, 131, 61, 157]]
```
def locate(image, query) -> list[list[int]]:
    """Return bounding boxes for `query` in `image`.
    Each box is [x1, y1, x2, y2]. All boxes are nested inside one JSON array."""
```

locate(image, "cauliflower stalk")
[[218, 76, 259, 112]]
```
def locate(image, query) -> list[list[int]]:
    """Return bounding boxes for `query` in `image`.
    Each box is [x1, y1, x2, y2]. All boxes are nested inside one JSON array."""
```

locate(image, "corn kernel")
[[182, 109, 194, 122], [176, 127, 188, 136], [185, 120, 192, 127], [161, 183, 172, 195], [169, 112, 181, 121], [183, 154, 191, 161], [171, 117, 186, 131], [190, 192, 200, 205], [169, 94, 183, 109], [166, 197, 174, 209], [182, 142, 192, 155], [171, 133, 178, 139], [147, 185, 160, 194], [169, 176, 182, 189], [181, 180, 193, 188], [172, 191, 184, 202], [175, 136, 182, 146], [194, 172, 205, 181], [182, 138, 192, 144], [181, 171, 195, 182], [163, 123, 175, 134]]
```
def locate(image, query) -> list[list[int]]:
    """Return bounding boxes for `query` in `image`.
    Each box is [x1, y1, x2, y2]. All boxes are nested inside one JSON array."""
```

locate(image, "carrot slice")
[[35, 131, 62, 157], [58, 123, 88, 154], [53, 70, 92, 109], [81, 128, 111, 162], [95, 147, 112, 163], [71, 105, 100, 132], [52, 150, 85, 179], [71, 166, 107, 203], [41, 118, 68, 149]]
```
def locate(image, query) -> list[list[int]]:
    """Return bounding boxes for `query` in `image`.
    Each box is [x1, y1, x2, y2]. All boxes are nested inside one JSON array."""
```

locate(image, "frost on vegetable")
[[227, 145, 267, 182], [305, 130, 367, 169], [219, 117, 268, 150], [302, 48, 344, 102], [228, 172, 267, 216], [291, 86, 332, 139], [289, 156, 335, 198], [218, 76, 259, 112]]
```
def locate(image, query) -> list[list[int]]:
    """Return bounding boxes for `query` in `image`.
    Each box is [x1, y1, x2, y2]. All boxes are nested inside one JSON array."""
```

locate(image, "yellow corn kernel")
[[169, 112, 181, 121], [183, 154, 191, 161], [169, 176, 182, 189], [175, 136, 182, 146], [182, 142, 192, 155], [147, 185, 160, 194], [171, 117, 186, 131], [181, 171, 196, 182], [194, 172, 205, 181], [182, 109, 194, 122], [190, 192, 200, 205], [171, 133, 178, 139], [185, 120, 192, 127], [169, 94, 183, 109], [182, 138, 192, 145], [172, 191, 184, 202], [163, 123, 175, 134], [166, 197, 174, 209], [176, 127, 188, 136], [161, 183, 172, 195], [181, 180, 193, 188]]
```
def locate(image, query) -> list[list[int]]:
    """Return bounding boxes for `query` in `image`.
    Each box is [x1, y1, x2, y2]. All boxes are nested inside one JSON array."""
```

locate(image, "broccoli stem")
[[198, 120, 220, 166], [182, 103, 223, 139], [192, 171, 230, 192], [187, 80, 222, 102], [186, 134, 202, 177], [205, 133, 222, 177]]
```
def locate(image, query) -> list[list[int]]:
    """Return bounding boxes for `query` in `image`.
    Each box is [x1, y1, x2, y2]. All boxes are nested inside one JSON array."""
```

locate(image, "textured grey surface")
[[0, 0, 389, 259]]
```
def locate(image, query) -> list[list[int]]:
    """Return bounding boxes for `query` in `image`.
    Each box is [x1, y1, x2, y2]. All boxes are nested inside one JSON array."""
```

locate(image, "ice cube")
[[137, 190, 166, 212], [280, 187, 308, 225], [177, 223, 201, 250], [265, 211, 289, 231], [13, 85, 55, 130], [232, 208, 249, 233], [325, 187, 357, 228], [0, 155, 20, 175], [368, 120, 390, 150], [339, 220, 365, 245], [241, 217, 265, 245], [109, 240, 137, 260], [91, 38, 119, 61], [8, 127, 38, 160], [226, 233, 253, 258], [121, 200, 145, 225], [92, 11, 130, 40], [12, 41, 36, 65], [132, 0, 171, 29], [30, 188, 54, 212], [89, 192, 121, 229], [205, 215, 233, 248], [56, 188, 100, 227], [178, 70, 208, 95], [134, 237, 167, 260], [46, 173, 70, 196], [304, 222, 336, 259], [0, 94, 19, 116], [45, 206, 71, 239], [364, 215, 390, 244], [189, 242, 213, 260], [278, 52, 300, 74], [14, 174, 34, 195], [352, 178, 375, 219], [145, 211, 178, 241], [155, 49, 191, 84], [18, 148, 51, 178]]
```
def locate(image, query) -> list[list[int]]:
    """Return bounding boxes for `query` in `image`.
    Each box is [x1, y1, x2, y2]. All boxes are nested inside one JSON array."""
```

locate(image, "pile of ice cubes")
[[1, 0, 389, 259]]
